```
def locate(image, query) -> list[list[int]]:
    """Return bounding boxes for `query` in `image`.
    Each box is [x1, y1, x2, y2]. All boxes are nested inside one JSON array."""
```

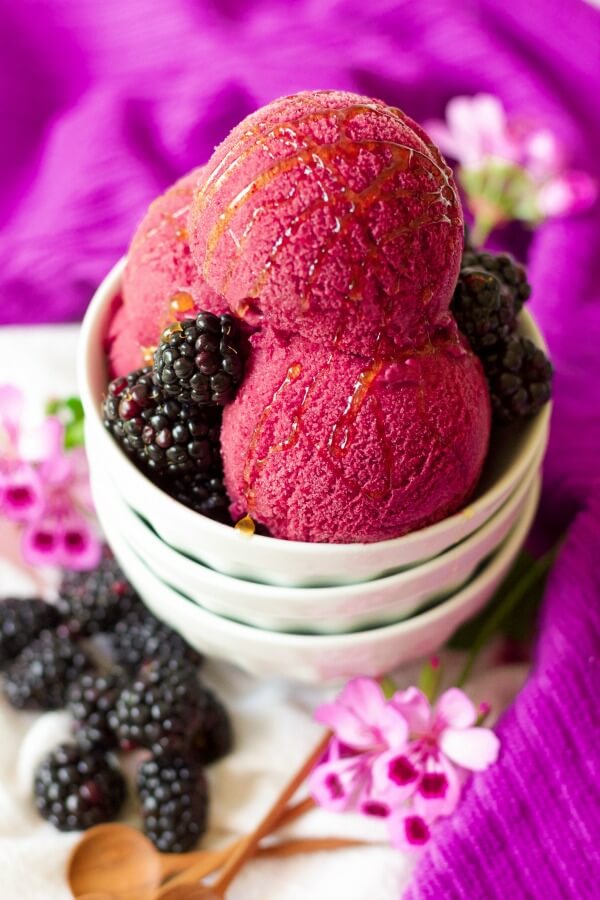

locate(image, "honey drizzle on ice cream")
[[194, 103, 459, 321], [242, 362, 304, 513], [241, 342, 398, 513]]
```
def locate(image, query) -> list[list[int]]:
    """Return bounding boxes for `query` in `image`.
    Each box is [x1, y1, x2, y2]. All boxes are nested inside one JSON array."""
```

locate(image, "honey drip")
[[140, 344, 157, 366], [235, 514, 256, 536], [161, 322, 183, 339], [242, 362, 303, 511], [329, 360, 384, 458], [170, 291, 195, 317], [140, 202, 193, 262]]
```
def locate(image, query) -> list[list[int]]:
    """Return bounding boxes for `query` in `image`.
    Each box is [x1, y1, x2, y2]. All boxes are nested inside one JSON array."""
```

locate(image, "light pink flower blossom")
[[0, 385, 101, 571], [426, 93, 597, 244], [373, 687, 499, 850], [309, 678, 408, 812]]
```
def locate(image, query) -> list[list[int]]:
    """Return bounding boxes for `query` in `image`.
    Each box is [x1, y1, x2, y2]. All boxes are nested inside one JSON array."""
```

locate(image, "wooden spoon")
[[69, 797, 314, 899], [156, 732, 330, 900]]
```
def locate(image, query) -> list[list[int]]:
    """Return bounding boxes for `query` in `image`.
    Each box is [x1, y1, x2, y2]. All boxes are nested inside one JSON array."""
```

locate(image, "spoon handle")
[[155, 733, 328, 896], [213, 731, 330, 895]]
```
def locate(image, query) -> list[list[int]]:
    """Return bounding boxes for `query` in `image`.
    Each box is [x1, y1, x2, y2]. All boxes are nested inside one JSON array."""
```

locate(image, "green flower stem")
[[380, 676, 397, 699], [418, 657, 442, 702], [456, 542, 561, 688]]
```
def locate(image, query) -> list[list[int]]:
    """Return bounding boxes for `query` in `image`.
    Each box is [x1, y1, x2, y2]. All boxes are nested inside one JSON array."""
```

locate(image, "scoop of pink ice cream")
[[108, 168, 226, 376], [221, 325, 491, 543], [189, 90, 463, 357]]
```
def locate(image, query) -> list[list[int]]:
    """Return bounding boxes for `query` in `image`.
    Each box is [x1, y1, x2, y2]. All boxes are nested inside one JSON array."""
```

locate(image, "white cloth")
[[0, 326, 526, 900]]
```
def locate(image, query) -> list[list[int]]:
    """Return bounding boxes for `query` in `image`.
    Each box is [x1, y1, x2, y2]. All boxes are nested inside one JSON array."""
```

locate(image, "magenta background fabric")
[[2, 1, 600, 896]]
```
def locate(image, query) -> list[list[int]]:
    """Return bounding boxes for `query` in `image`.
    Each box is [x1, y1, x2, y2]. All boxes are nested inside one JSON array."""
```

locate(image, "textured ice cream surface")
[[109, 167, 226, 376], [189, 90, 463, 357], [221, 325, 491, 543]]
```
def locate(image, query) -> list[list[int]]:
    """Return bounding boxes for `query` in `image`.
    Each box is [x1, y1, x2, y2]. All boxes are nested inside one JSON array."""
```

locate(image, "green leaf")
[[455, 543, 560, 687], [44, 395, 86, 450]]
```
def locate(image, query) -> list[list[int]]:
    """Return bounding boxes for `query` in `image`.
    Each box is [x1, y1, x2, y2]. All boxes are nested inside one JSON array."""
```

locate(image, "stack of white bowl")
[[80, 260, 551, 684]]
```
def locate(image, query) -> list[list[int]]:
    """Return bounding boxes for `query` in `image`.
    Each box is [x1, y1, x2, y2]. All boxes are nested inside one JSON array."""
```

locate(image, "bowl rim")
[[90, 437, 541, 600], [79, 256, 551, 560], [111, 475, 539, 647]]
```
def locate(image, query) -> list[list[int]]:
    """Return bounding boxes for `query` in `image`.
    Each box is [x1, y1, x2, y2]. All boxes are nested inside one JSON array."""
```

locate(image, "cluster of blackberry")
[[0, 549, 232, 849], [103, 311, 244, 521], [451, 248, 552, 423]]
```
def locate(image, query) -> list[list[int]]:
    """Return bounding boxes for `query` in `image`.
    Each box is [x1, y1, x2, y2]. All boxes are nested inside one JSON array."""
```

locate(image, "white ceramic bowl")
[[91, 459, 541, 633], [79, 258, 550, 587], [105, 480, 539, 683]]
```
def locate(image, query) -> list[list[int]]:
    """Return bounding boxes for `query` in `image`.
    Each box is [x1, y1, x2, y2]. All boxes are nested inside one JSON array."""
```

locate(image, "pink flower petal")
[[20, 417, 64, 465], [435, 688, 476, 730], [314, 702, 374, 750], [423, 120, 463, 162], [372, 749, 420, 804], [315, 678, 406, 750], [0, 464, 45, 522], [339, 677, 387, 723], [0, 385, 24, 447], [391, 687, 431, 733], [388, 811, 432, 853], [308, 754, 370, 813], [440, 726, 500, 772], [21, 521, 63, 568], [522, 129, 564, 179], [537, 171, 598, 217], [60, 517, 103, 571], [358, 797, 393, 819], [412, 758, 462, 820]]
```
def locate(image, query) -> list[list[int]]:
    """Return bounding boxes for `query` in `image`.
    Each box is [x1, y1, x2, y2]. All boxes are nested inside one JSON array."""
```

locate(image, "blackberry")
[[0, 598, 60, 669], [153, 313, 243, 407], [109, 659, 208, 754], [193, 689, 233, 765], [103, 369, 221, 477], [462, 249, 531, 311], [57, 547, 140, 636], [4, 630, 94, 710], [166, 470, 231, 523], [451, 268, 517, 354], [67, 670, 126, 752], [34, 743, 125, 831], [137, 754, 208, 852], [484, 335, 553, 423], [110, 607, 203, 675]]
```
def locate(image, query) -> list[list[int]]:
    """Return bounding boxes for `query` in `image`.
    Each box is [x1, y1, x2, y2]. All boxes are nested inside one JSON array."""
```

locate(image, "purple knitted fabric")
[[1, 1, 600, 895], [405, 499, 600, 899]]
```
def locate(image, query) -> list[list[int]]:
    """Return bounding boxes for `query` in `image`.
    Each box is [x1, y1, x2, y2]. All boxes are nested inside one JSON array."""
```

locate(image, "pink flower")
[[309, 678, 408, 812], [426, 93, 597, 244], [373, 687, 499, 850], [427, 95, 520, 169], [0, 385, 101, 571]]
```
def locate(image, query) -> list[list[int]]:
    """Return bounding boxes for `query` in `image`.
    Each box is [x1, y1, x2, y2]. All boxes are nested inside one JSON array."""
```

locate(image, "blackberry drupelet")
[[67, 670, 126, 752], [57, 547, 141, 636], [193, 689, 233, 765], [451, 268, 517, 354], [0, 598, 60, 669], [462, 249, 531, 311], [153, 313, 243, 407], [484, 335, 553, 423], [103, 369, 221, 477], [110, 607, 203, 674], [34, 743, 125, 831], [108, 658, 207, 754], [137, 754, 208, 852], [166, 470, 231, 523], [4, 630, 94, 710]]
